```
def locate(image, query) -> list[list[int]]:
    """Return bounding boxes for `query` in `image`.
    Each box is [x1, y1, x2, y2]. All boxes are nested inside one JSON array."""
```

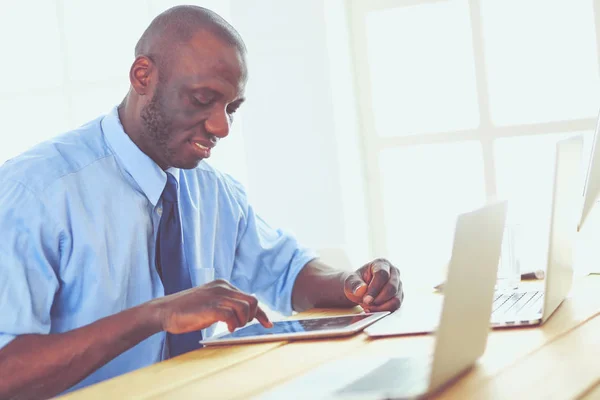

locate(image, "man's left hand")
[[343, 258, 404, 312]]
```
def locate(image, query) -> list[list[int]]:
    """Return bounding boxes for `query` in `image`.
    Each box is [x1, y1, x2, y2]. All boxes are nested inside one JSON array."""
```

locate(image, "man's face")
[[140, 31, 247, 170]]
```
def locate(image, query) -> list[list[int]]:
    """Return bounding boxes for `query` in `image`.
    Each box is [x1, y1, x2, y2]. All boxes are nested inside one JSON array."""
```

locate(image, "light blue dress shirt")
[[0, 106, 316, 392]]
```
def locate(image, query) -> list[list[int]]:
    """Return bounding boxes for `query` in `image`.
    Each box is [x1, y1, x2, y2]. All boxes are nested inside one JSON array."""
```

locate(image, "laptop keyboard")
[[336, 357, 430, 396], [492, 290, 543, 322]]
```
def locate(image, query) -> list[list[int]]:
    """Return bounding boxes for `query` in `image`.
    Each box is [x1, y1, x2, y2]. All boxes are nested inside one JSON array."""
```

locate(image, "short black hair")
[[134, 5, 246, 80]]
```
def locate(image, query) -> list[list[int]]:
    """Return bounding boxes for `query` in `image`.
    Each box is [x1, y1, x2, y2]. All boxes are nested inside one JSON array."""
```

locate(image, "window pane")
[[0, 93, 70, 164], [365, 0, 480, 137], [494, 131, 593, 272], [0, 0, 63, 93], [379, 142, 486, 286], [481, 0, 600, 125]]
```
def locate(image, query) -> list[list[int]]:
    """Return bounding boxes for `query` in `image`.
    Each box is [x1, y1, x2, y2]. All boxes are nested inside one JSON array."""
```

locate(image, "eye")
[[226, 101, 243, 115], [192, 96, 213, 107]]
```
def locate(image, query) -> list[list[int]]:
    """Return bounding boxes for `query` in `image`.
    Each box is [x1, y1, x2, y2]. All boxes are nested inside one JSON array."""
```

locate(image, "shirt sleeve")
[[0, 179, 60, 349], [227, 179, 317, 316]]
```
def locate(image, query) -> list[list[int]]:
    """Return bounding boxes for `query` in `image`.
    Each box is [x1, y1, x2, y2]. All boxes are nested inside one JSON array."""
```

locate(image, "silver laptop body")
[[366, 136, 582, 338], [256, 201, 507, 400], [492, 136, 582, 327]]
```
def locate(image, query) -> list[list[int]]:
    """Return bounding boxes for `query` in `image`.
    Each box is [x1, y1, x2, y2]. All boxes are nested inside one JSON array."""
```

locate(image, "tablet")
[[200, 312, 390, 346]]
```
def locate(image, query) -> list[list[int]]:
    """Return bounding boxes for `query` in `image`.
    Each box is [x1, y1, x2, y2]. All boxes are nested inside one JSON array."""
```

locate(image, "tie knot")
[[161, 173, 178, 203]]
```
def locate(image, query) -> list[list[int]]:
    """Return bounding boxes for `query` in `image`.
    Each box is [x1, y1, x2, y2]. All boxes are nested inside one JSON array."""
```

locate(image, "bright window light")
[[494, 131, 593, 270], [379, 141, 486, 285], [481, 0, 600, 125], [365, 0, 480, 137]]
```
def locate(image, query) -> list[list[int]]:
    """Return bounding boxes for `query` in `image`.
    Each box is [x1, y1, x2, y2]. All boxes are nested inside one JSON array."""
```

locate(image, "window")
[[349, 0, 600, 285]]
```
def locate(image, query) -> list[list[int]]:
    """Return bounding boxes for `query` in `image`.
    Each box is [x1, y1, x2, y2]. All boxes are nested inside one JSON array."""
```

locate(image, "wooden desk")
[[61, 276, 600, 400]]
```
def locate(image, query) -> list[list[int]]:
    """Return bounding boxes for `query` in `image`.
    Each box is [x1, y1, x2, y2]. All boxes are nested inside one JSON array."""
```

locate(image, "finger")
[[211, 306, 240, 333], [344, 273, 368, 303], [210, 283, 260, 324], [255, 306, 274, 328], [237, 294, 270, 327], [229, 293, 260, 324], [244, 295, 259, 324], [364, 260, 391, 305], [362, 296, 402, 312], [372, 267, 400, 306], [210, 279, 240, 292], [220, 297, 251, 328], [361, 264, 373, 285], [215, 284, 262, 313]]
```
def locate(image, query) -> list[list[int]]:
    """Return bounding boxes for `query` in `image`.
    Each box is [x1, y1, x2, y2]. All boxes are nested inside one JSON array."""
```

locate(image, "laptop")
[[491, 136, 582, 327], [579, 109, 600, 232], [367, 136, 583, 337], [256, 201, 507, 400]]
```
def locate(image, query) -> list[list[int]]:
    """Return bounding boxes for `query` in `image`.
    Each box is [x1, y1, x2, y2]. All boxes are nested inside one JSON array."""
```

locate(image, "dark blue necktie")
[[156, 172, 202, 357]]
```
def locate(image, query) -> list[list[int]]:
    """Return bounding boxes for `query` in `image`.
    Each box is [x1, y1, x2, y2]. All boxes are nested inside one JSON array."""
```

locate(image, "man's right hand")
[[149, 279, 273, 334], [0, 280, 271, 400]]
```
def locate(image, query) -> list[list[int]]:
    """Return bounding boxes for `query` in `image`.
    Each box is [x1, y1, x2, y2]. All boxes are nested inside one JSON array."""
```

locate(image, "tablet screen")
[[217, 314, 372, 339]]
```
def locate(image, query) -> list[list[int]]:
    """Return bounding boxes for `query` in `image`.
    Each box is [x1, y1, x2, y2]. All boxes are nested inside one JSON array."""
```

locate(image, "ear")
[[129, 56, 156, 96]]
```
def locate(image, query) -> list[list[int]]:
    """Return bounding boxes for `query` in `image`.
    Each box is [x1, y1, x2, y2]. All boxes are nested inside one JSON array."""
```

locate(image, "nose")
[[204, 108, 230, 139]]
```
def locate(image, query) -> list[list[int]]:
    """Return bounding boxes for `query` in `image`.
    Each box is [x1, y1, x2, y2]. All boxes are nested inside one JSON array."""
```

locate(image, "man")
[[0, 5, 403, 398]]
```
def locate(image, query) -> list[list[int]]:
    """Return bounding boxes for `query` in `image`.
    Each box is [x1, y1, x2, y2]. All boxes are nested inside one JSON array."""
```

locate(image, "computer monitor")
[[579, 109, 600, 231]]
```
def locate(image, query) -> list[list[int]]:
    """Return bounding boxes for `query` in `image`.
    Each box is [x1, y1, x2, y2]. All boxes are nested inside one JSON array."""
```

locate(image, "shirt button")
[[157, 207, 163, 216]]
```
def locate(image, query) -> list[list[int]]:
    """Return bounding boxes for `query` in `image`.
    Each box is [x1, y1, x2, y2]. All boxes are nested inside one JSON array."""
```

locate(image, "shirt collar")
[[101, 106, 180, 206]]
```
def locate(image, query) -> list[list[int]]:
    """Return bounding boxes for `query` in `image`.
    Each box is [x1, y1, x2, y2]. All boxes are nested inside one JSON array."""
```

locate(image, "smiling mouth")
[[189, 140, 213, 159]]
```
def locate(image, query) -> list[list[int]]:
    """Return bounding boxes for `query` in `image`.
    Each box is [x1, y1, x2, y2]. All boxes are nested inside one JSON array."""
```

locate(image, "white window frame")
[[347, 0, 600, 258]]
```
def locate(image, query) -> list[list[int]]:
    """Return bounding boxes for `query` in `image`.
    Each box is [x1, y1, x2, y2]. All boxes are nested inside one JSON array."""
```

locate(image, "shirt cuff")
[[0, 333, 16, 350]]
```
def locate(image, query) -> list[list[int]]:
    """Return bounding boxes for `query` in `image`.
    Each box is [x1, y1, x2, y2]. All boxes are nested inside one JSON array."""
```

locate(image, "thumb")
[[344, 273, 368, 303]]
